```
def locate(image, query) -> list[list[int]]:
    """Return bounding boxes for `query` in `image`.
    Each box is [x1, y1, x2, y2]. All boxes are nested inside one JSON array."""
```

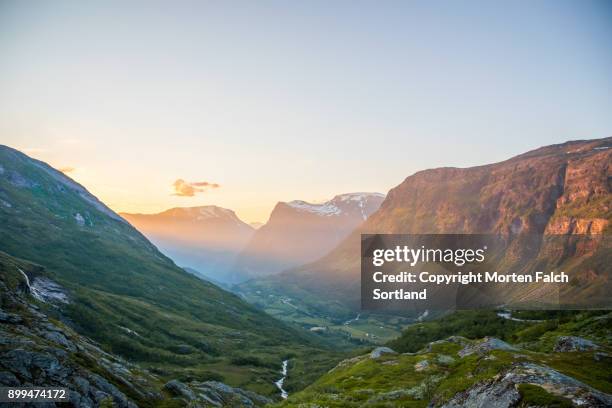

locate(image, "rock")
[[458, 337, 516, 357], [0, 310, 23, 324], [0, 371, 20, 386], [414, 359, 430, 372], [441, 376, 520, 408], [553, 336, 599, 352], [370, 347, 397, 359], [1, 349, 34, 380], [180, 380, 272, 407], [164, 379, 196, 401], [40, 330, 77, 352], [0, 254, 157, 408], [442, 362, 612, 408], [594, 352, 609, 361], [31, 351, 70, 381], [88, 373, 134, 408]]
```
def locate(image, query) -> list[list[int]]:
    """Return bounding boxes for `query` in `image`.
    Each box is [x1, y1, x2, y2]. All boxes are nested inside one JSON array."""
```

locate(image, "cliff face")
[[282, 137, 611, 307], [369, 138, 610, 236]]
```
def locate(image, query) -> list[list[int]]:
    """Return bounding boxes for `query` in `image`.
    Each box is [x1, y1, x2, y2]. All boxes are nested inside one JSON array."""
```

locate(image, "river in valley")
[[274, 360, 289, 399]]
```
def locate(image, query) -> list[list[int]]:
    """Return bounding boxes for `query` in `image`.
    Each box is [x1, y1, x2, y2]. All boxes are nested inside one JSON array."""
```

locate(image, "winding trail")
[[275, 360, 289, 399]]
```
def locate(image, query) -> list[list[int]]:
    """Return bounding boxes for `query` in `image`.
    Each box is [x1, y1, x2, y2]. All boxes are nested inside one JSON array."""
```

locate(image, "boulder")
[[458, 337, 516, 357], [414, 359, 430, 372], [370, 347, 397, 359], [442, 362, 612, 408], [164, 379, 196, 401], [0, 310, 23, 324], [553, 336, 599, 352]]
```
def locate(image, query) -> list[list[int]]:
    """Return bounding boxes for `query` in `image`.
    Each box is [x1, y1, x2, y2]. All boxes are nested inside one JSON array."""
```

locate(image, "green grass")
[[518, 384, 573, 408], [236, 278, 417, 345], [0, 146, 341, 396], [275, 310, 612, 407]]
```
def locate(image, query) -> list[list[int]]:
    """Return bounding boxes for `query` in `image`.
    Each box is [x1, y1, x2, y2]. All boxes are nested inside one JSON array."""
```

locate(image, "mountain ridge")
[[231, 192, 385, 282], [0, 144, 335, 396], [120, 204, 254, 282], [240, 136, 611, 325]]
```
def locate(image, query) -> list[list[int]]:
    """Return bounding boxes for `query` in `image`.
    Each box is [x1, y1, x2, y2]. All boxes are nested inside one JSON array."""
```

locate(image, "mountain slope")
[[241, 137, 611, 327], [232, 193, 384, 282], [279, 310, 612, 407], [121, 206, 254, 282], [0, 145, 334, 396], [0, 250, 279, 407]]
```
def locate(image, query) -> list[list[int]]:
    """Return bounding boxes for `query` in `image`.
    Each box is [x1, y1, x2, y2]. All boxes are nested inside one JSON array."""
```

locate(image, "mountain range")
[[230, 192, 385, 282], [0, 138, 610, 407], [121, 206, 254, 282], [239, 137, 611, 331], [0, 144, 338, 399]]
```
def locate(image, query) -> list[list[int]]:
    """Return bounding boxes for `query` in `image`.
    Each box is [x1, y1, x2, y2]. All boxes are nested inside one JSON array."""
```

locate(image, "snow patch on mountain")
[[287, 200, 342, 216], [287, 192, 385, 218]]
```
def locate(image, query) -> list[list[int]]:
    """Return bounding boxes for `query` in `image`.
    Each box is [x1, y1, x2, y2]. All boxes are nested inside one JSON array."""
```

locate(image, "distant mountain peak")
[[286, 192, 385, 219], [232, 192, 385, 280], [161, 205, 240, 220]]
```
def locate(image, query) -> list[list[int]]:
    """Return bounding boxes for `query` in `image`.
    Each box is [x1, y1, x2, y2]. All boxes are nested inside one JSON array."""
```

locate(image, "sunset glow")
[[2, 1, 611, 222]]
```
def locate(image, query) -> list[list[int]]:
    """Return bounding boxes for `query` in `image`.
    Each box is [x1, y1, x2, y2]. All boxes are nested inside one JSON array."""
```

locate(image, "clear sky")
[[1, 1, 611, 223]]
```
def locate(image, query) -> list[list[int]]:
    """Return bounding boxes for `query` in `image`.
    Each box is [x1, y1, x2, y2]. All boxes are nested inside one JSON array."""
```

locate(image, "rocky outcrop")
[[0, 252, 162, 407], [554, 336, 600, 352], [370, 346, 397, 359], [458, 337, 517, 357], [164, 379, 272, 407], [442, 362, 612, 408], [277, 137, 612, 309]]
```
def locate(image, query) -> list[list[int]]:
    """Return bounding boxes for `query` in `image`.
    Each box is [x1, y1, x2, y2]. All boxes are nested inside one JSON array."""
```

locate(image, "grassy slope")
[[278, 310, 612, 407], [236, 276, 418, 345], [0, 145, 340, 395]]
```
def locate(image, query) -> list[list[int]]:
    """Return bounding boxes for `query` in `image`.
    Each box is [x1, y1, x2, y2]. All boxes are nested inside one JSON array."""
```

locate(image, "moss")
[[517, 384, 573, 407]]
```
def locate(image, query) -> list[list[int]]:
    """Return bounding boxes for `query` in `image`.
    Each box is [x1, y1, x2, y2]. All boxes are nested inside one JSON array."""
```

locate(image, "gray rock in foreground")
[[458, 337, 516, 357], [370, 347, 397, 359], [554, 336, 600, 352], [164, 379, 272, 407], [442, 362, 612, 408]]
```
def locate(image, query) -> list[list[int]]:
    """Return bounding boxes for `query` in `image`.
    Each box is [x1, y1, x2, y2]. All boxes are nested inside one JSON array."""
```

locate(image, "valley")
[[0, 145, 343, 401], [1, 137, 610, 407]]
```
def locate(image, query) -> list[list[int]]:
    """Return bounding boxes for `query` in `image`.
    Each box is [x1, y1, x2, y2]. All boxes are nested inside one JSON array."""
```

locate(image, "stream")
[[274, 360, 289, 399], [497, 310, 544, 322], [344, 313, 361, 325]]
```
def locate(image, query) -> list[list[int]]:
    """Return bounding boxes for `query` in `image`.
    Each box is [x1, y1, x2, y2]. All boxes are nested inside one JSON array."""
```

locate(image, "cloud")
[[58, 167, 75, 174], [172, 179, 220, 197]]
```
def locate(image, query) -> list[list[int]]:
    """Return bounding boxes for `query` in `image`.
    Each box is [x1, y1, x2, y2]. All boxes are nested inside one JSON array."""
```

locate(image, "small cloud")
[[172, 179, 220, 197], [58, 167, 75, 174]]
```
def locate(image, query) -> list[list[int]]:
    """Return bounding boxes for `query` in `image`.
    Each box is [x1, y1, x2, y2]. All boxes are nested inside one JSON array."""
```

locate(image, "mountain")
[[0, 250, 281, 407], [121, 206, 254, 282], [231, 192, 385, 282], [0, 145, 338, 397], [240, 138, 611, 331]]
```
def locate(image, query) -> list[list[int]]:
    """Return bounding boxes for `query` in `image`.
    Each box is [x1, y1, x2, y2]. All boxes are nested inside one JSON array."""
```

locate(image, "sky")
[[1, 1, 611, 223]]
